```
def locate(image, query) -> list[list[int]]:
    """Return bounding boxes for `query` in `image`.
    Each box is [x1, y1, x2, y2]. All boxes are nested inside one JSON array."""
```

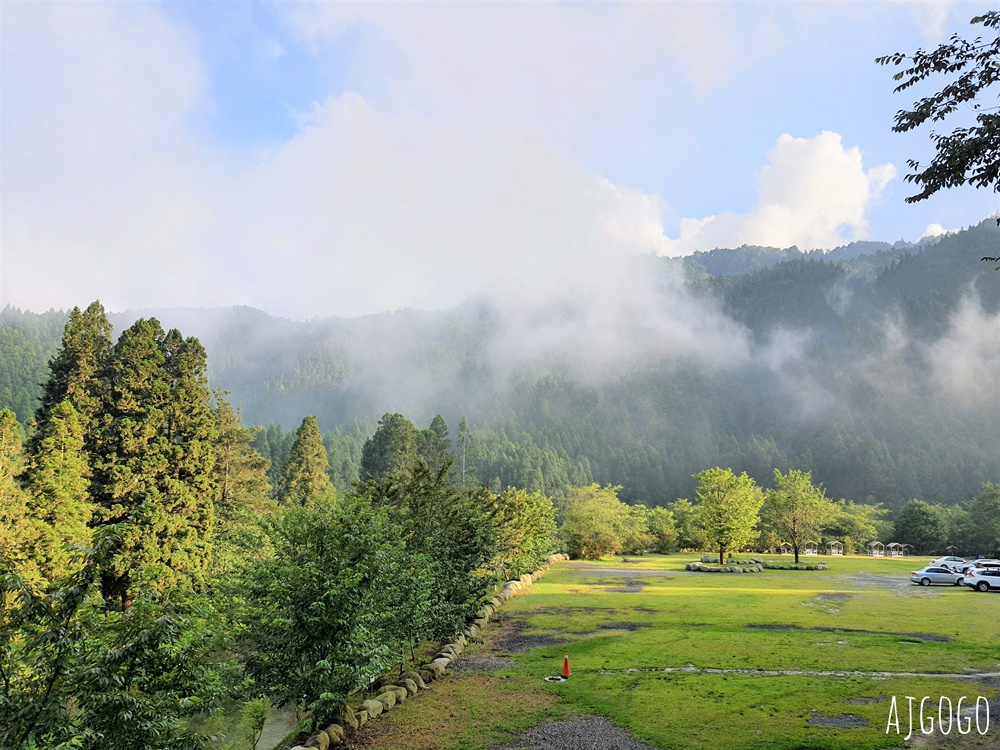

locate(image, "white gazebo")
[[804, 540, 819, 556], [826, 540, 844, 556], [779, 542, 793, 555], [887, 542, 904, 558], [867, 541, 884, 557]]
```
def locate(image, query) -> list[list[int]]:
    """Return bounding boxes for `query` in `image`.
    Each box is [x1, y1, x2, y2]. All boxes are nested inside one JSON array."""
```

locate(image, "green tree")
[[22, 400, 93, 581], [560, 484, 632, 560], [893, 499, 947, 554], [694, 468, 764, 564], [357, 462, 498, 641], [761, 469, 834, 564], [0, 409, 38, 582], [668, 498, 704, 551], [281, 415, 335, 506], [647, 506, 677, 553], [0, 527, 224, 750], [360, 412, 419, 480], [236, 496, 403, 729], [90, 319, 217, 606], [961, 484, 1000, 557], [877, 12, 1000, 203], [30, 301, 112, 448], [487, 487, 556, 580], [417, 415, 453, 477], [824, 499, 887, 554]]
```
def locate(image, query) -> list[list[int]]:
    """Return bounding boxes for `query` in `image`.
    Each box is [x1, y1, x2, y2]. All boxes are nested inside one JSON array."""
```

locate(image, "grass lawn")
[[347, 554, 1000, 750]]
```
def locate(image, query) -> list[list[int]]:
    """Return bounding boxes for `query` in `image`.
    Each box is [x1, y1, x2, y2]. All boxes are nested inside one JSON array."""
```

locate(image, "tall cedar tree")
[[213, 397, 272, 520], [22, 400, 93, 580], [0, 409, 39, 581], [416, 415, 452, 477], [30, 301, 112, 453], [281, 415, 335, 506], [360, 412, 419, 480], [91, 319, 217, 605]]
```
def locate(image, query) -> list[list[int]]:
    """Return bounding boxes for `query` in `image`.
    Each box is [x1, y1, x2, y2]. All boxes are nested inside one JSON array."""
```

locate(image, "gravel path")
[[492, 716, 663, 750]]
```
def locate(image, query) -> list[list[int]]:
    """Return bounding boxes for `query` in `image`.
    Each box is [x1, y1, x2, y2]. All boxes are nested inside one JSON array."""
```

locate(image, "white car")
[[957, 559, 1000, 574], [928, 556, 966, 571], [910, 567, 964, 586], [964, 568, 1000, 592]]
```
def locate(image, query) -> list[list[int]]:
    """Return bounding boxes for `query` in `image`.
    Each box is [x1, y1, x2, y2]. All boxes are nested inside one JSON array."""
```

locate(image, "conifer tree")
[[0, 409, 39, 581], [31, 301, 112, 448], [360, 412, 419, 480], [213, 396, 272, 520], [281, 415, 335, 506], [23, 400, 93, 580], [91, 319, 217, 604], [417, 415, 453, 477]]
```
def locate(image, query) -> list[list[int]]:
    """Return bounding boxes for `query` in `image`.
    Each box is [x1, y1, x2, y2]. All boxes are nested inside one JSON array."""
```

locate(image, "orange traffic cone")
[[562, 652, 571, 678]]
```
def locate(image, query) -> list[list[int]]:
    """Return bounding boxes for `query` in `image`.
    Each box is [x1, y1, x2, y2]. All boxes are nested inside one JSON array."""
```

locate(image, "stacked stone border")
[[287, 553, 571, 750], [686, 556, 829, 573]]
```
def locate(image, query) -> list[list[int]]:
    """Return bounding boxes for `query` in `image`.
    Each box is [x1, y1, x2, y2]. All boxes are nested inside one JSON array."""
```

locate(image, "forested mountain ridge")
[[4, 218, 1000, 508]]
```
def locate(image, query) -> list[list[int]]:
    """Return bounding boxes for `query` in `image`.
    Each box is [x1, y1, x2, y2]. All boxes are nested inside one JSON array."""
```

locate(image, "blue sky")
[[2, 1, 998, 319]]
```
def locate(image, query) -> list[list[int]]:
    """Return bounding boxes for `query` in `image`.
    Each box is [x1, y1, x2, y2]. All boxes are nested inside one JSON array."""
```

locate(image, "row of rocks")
[[288, 553, 569, 750], [686, 559, 830, 572], [686, 563, 766, 573], [698, 556, 763, 565]]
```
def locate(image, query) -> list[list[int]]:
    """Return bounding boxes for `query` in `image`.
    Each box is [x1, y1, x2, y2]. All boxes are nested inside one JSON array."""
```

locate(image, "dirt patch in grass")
[[493, 620, 571, 654], [449, 655, 517, 672], [604, 579, 650, 593], [491, 716, 662, 750], [744, 624, 951, 641], [807, 712, 869, 728], [529, 607, 602, 616], [746, 623, 802, 631], [847, 695, 887, 704], [597, 622, 653, 632]]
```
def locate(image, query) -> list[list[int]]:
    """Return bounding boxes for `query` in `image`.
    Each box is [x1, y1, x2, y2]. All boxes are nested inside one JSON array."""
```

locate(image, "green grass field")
[[350, 554, 1000, 750]]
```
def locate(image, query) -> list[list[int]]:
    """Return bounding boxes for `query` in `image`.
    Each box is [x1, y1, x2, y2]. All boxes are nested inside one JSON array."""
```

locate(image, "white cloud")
[[281, 2, 778, 133], [663, 132, 896, 254], [926, 298, 1000, 410], [0, 2, 215, 312]]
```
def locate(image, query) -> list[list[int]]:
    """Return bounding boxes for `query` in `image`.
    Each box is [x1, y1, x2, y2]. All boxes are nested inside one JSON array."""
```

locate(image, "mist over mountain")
[[4, 219, 1000, 509]]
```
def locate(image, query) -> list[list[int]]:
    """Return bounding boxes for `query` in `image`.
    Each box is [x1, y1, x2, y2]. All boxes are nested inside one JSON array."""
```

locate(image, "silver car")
[[909, 567, 964, 586], [927, 556, 966, 571]]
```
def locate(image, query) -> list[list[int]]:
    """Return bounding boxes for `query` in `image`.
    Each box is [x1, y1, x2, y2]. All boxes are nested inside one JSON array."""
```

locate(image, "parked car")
[[964, 568, 1000, 592], [909, 567, 965, 586], [957, 559, 1000, 574], [928, 556, 966, 571]]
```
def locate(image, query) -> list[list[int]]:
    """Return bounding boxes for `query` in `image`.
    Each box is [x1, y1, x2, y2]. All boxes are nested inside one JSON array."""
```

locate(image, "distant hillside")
[[4, 218, 1000, 508]]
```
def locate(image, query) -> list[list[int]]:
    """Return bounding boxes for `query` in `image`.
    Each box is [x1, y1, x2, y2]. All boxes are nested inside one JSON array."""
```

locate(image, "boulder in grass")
[[376, 691, 396, 710], [377, 685, 399, 697], [401, 678, 419, 696], [362, 699, 384, 718], [418, 669, 435, 684], [334, 705, 358, 732], [392, 686, 408, 703], [424, 661, 445, 677], [401, 670, 426, 689], [325, 724, 346, 743], [356, 709, 369, 727], [432, 657, 451, 672], [305, 730, 330, 750]]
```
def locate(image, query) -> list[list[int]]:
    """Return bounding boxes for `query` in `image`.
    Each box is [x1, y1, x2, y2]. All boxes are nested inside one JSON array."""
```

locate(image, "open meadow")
[[350, 554, 1000, 750]]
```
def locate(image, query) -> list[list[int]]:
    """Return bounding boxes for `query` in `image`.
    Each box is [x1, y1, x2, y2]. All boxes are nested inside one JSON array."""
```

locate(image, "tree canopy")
[[877, 11, 1000, 202]]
